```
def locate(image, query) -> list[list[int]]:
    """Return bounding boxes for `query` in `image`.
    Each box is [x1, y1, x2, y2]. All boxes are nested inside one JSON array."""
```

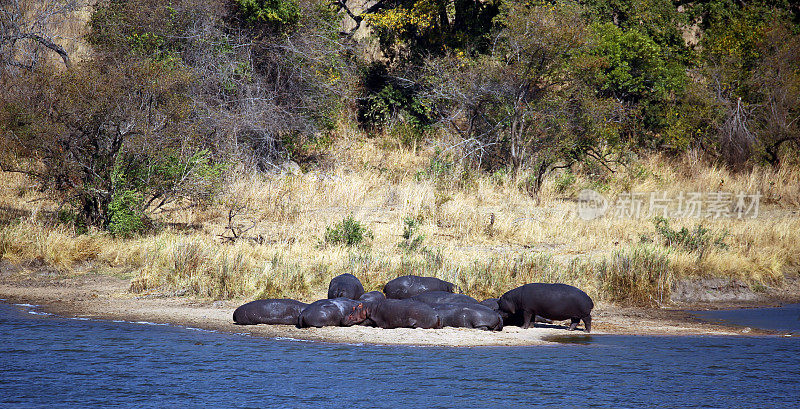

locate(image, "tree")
[[0, 56, 219, 231], [694, 1, 799, 168], [421, 2, 611, 193], [0, 0, 88, 72], [337, 0, 500, 53], [89, 0, 356, 169], [748, 24, 800, 167]]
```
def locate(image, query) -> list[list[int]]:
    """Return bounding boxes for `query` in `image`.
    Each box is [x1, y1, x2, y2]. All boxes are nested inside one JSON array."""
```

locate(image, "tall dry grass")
[[2, 141, 799, 305]]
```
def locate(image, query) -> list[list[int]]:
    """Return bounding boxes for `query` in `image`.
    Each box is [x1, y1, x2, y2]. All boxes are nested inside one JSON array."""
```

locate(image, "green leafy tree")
[[421, 2, 617, 194], [0, 56, 220, 229]]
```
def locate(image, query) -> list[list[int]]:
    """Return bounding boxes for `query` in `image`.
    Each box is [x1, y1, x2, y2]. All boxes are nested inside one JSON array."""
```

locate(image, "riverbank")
[[2, 264, 790, 346]]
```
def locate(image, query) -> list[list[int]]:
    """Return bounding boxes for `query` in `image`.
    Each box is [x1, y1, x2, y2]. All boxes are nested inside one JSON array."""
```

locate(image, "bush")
[[554, 170, 576, 193], [324, 215, 373, 247], [398, 217, 424, 251], [107, 190, 147, 237], [652, 217, 728, 258], [233, 0, 300, 28]]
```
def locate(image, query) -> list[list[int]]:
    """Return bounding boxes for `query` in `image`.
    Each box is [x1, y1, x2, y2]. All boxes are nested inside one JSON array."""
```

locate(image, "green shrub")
[[233, 0, 301, 28], [107, 190, 146, 237], [652, 217, 728, 258], [554, 170, 576, 193], [324, 215, 373, 247], [398, 217, 425, 251]]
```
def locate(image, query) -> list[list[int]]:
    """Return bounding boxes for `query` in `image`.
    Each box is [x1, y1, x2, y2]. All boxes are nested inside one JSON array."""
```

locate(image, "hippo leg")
[[568, 318, 580, 331], [522, 310, 533, 329], [582, 315, 592, 333], [475, 325, 490, 331]]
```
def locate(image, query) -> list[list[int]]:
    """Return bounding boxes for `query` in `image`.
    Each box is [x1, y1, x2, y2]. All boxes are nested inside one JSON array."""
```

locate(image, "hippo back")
[[430, 303, 503, 331], [358, 291, 386, 304], [479, 298, 500, 310], [297, 298, 364, 328], [233, 299, 307, 325], [367, 299, 441, 329], [383, 275, 457, 299], [327, 273, 365, 299], [411, 291, 478, 305]]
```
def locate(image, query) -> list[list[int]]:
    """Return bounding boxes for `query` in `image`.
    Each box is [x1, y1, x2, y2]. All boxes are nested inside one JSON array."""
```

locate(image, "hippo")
[[297, 298, 367, 328], [233, 299, 308, 325], [383, 275, 457, 299], [411, 291, 479, 305], [479, 298, 501, 310], [358, 291, 386, 304], [430, 303, 503, 331], [498, 283, 594, 332], [349, 299, 441, 329], [327, 273, 365, 300], [480, 297, 552, 326]]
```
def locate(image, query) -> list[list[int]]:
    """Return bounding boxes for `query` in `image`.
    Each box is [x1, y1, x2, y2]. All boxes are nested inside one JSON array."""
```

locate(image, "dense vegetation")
[[1, 0, 798, 233]]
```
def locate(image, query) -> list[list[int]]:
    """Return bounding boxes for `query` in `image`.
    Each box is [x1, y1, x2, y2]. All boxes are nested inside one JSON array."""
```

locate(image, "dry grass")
[[2, 140, 799, 305]]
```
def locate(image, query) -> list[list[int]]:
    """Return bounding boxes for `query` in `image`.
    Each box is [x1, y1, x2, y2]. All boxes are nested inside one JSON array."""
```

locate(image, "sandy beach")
[[3, 262, 786, 347]]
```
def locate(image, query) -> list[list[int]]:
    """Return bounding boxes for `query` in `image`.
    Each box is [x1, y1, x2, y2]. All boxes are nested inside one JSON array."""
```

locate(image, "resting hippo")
[[480, 298, 552, 326], [430, 303, 503, 331], [297, 298, 367, 328], [383, 275, 457, 299], [498, 283, 594, 332], [358, 291, 386, 304], [349, 299, 441, 329], [411, 291, 478, 305], [233, 299, 308, 325], [327, 273, 365, 300]]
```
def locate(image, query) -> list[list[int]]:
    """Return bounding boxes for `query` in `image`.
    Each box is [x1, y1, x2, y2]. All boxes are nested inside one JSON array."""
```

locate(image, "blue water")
[[1, 302, 799, 408], [692, 303, 800, 334]]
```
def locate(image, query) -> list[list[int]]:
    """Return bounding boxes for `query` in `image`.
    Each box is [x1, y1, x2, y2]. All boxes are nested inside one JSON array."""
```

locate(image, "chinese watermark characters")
[[577, 190, 761, 221]]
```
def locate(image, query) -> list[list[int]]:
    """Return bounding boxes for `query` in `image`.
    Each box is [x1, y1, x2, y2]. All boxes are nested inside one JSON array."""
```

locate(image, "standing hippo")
[[383, 275, 457, 299], [233, 299, 308, 325], [349, 299, 441, 329], [480, 297, 552, 326], [430, 303, 503, 331], [498, 283, 593, 332], [327, 273, 365, 300], [411, 291, 478, 305], [297, 298, 367, 328]]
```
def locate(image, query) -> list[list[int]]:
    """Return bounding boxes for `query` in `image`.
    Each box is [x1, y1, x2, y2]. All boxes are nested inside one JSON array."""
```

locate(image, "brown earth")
[[3, 262, 793, 346]]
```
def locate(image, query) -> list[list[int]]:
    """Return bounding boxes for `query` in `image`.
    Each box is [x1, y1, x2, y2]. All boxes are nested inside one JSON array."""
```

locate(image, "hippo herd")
[[233, 274, 594, 333]]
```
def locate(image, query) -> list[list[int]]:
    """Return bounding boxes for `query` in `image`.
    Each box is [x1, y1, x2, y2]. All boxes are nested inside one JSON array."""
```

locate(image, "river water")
[[691, 303, 800, 335], [1, 302, 798, 408]]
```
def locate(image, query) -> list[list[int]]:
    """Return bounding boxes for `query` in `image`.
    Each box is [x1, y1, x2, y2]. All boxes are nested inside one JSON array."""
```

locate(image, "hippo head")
[[342, 302, 368, 326], [497, 296, 515, 314]]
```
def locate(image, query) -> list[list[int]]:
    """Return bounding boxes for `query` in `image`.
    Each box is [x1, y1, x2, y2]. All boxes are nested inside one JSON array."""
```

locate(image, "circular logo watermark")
[[576, 189, 608, 220]]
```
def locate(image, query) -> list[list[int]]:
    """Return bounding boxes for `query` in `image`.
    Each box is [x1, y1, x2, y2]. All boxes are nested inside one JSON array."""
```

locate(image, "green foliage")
[[233, 0, 301, 29], [554, 170, 576, 193], [398, 217, 425, 251], [112, 149, 225, 218], [651, 217, 728, 258], [363, 0, 501, 61], [88, 0, 191, 61], [584, 23, 686, 103], [360, 78, 432, 140], [56, 209, 88, 235], [583, 0, 693, 64], [324, 215, 373, 247], [108, 190, 146, 237]]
